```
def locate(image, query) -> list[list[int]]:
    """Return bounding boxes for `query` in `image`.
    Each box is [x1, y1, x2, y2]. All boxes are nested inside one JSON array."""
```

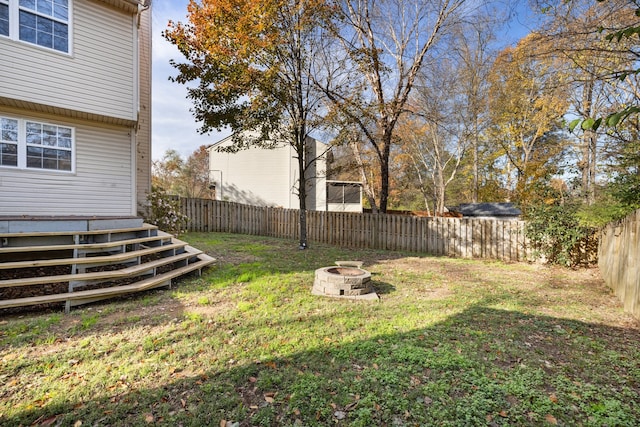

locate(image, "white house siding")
[[209, 136, 329, 210], [0, 109, 133, 216], [0, 0, 136, 122], [210, 141, 294, 208], [305, 139, 327, 211]]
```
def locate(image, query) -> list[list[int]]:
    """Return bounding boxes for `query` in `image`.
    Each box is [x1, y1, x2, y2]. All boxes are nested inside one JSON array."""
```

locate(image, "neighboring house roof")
[[451, 203, 522, 218]]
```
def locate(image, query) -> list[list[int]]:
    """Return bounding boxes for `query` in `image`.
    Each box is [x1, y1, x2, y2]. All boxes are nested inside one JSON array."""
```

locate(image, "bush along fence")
[[599, 208, 640, 319], [179, 198, 531, 262]]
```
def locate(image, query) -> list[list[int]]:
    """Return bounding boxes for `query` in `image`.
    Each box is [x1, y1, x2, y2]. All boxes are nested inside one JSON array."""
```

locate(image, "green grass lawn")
[[1, 232, 639, 426]]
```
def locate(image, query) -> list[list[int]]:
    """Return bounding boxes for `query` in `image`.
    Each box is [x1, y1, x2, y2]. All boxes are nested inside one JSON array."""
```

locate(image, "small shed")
[[450, 203, 522, 220]]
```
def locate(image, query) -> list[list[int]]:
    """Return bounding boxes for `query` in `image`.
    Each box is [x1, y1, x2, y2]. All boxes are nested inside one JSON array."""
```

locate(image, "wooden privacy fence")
[[599, 209, 640, 319], [180, 198, 531, 262]]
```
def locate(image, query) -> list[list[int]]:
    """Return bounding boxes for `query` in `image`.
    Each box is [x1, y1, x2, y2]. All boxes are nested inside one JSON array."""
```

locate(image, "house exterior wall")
[[0, 0, 151, 217], [209, 138, 294, 208], [305, 139, 327, 211], [135, 3, 152, 213], [0, 0, 137, 122], [208, 135, 328, 210], [0, 108, 132, 216]]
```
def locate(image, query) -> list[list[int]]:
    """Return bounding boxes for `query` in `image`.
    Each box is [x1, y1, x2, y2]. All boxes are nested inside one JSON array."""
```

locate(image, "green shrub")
[[524, 199, 595, 267], [144, 187, 189, 236]]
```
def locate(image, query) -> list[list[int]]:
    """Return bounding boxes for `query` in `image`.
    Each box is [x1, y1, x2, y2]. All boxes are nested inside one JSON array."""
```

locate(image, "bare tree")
[[451, 19, 495, 203], [315, 0, 471, 213], [403, 58, 467, 214], [532, 0, 639, 204]]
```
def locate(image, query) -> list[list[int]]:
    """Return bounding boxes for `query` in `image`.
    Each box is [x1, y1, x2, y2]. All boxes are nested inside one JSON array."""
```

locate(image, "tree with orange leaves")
[[487, 34, 570, 204], [164, 0, 328, 248]]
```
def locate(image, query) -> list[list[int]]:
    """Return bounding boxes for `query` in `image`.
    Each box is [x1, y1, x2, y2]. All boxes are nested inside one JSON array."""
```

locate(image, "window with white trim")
[[0, 116, 74, 172], [0, 0, 70, 53]]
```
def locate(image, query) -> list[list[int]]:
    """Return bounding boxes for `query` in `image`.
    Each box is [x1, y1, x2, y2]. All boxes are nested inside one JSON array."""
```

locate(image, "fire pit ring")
[[312, 262, 377, 299]]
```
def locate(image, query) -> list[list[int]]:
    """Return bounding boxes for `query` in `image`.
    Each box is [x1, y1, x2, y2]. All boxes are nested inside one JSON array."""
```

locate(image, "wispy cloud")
[[151, 0, 229, 160]]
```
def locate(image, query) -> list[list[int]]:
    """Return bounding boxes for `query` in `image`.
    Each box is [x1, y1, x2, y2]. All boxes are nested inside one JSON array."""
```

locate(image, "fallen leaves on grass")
[[545, 414, 558, 424]]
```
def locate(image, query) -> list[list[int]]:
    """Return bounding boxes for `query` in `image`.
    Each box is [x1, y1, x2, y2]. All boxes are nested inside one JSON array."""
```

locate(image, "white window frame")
[[0, 0, 72, 54], [0, 115, 75, 173]]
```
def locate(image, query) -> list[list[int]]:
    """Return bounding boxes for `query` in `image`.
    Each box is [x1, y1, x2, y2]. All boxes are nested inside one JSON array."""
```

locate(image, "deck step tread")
[[0, 223, 158, 238], [0, 235, 173, 254], [0, 257, 215, 309], [0, 249, 203, 288], [0, 242, 186, 270]]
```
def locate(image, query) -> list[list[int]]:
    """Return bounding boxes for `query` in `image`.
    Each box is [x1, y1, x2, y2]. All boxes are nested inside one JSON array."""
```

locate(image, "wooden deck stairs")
[[0, 223, 215, 312]]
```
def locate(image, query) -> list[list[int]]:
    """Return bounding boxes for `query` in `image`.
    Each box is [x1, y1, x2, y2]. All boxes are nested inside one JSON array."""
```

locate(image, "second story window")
[[19, 0, 69, 52], [0, 0, 70, 53]]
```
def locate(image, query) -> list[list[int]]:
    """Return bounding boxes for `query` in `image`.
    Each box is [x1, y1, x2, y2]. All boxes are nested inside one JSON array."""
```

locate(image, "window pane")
[[53, 2, 67, 20], [1, 130, 17, 141], [0, 143, 18, 167], [327, 185, 344, 204], [53, 34, 66, 51], [19, 10, 35, 28], [36, 0, 52, 16], [27, 146, 43, 168], [53, 20, 66, 37], [37, 29, 53, 48], [58, 136, 71, 148], [1, 118, 18, 142], [19, 25, 36, 43], [26, 132, 41, 145], [36, 15, 53, 33], [19, 11, 37, 43], [43, 134, 57, 146], [2, 118, 17, 130], [26, 122, 42, 145], [343, 185, 361, 204], [58, 127, 71, 138], [19, 10, 68, 52], [26, 122, 41, 133], [20, 0, 37, 10], [0, 4, 8, 37], [27, 145, 43, 155]]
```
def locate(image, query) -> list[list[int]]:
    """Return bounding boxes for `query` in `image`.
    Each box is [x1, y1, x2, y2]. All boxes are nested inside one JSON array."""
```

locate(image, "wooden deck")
[[0, 222, 215, 313]]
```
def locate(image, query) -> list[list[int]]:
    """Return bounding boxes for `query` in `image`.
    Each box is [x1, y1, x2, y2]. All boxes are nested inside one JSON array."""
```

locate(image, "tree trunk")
[[472, 123, 479, 203], [378, 132, 392, 213], [581, 77, 596, 205], [296, 123, 308, 249], [349, 137, 379, 213]]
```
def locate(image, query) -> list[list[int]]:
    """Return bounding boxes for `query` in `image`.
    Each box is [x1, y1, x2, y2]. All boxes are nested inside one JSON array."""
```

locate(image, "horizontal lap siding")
[[0, 113, 132, 216], [0, 0, 136, 121]]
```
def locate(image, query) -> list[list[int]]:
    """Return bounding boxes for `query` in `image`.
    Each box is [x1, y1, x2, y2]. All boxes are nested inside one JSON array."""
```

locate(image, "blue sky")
[[151, 0, 229, 160], [150, 0, 536, 161]]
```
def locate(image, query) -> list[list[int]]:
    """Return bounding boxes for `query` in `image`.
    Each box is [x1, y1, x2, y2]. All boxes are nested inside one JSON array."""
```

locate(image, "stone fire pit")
[[312, 261, 378, 300]]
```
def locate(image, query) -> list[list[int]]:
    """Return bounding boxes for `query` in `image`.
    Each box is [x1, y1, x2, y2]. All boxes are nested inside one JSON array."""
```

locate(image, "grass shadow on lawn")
[[6, 305, 640, 427]]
